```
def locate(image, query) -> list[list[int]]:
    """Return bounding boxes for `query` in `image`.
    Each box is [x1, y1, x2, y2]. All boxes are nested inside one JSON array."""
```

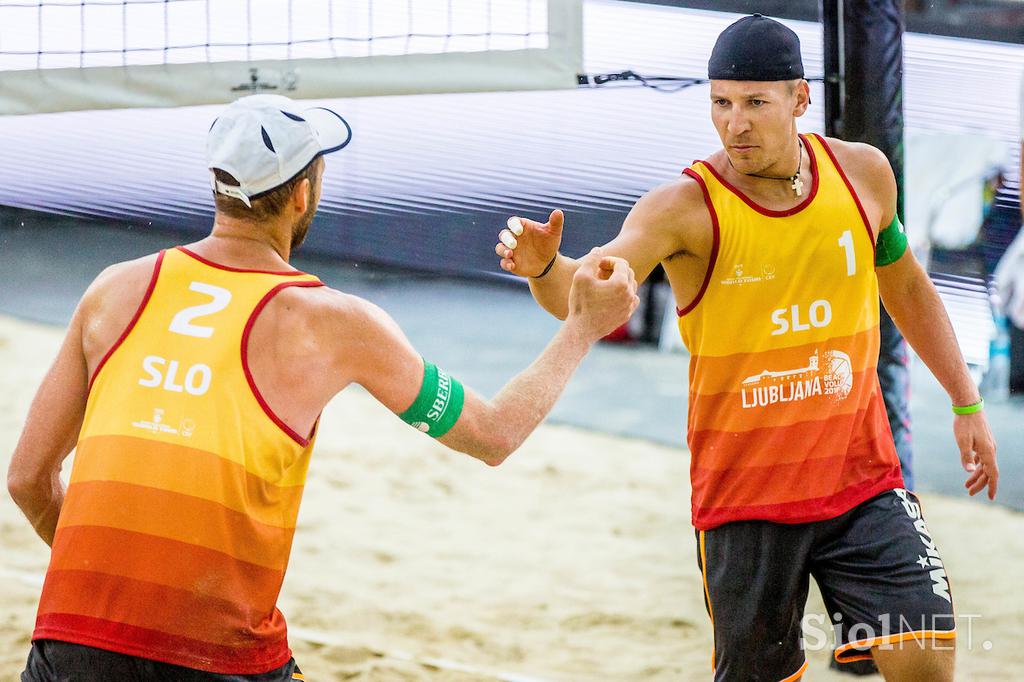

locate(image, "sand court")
[[1, 314, 1021, 680]]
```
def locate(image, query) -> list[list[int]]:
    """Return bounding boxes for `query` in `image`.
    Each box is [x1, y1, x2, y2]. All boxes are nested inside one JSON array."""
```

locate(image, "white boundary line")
[[1, 567, 552, 682], [291, 626, 552, 682]]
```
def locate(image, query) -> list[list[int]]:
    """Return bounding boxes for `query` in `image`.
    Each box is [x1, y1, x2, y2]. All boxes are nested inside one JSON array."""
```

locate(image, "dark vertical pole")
[[821, 0, 844, 140], [821, 1, 915, 487], [840, 0, 906, 223]]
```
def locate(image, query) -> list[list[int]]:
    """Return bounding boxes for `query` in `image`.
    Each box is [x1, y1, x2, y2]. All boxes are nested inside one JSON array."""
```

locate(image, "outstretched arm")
[[496, 181, 700, 319], [335, 250, 639, 465], [496, 209, 578, 320]]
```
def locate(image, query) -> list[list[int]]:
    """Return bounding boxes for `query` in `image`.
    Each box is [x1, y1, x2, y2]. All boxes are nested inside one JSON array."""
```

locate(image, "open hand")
[[955, 411, 998, 499], [495, 209, 564, 277]]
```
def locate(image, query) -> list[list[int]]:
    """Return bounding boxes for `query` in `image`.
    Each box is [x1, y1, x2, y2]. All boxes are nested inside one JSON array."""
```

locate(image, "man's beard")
[[290, 189, 319, 249]]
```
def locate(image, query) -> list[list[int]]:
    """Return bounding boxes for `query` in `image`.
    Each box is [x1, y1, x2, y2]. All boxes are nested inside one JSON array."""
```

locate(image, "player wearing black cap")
[[496, 13, 997, 682], [708, 13, 805, 81]]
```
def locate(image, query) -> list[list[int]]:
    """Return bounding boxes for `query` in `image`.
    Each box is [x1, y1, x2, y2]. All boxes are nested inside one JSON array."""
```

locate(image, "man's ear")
[[292, 177, 311, 214], [794, 79, 811, 117]]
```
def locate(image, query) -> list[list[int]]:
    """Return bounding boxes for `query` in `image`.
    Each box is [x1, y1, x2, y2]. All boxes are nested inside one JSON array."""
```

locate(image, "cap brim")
[[303, 107, 353, 154]]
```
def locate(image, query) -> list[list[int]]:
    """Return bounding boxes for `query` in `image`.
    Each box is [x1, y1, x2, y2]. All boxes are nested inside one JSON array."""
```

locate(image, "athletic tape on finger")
[[507, 217, 524, 236], [500, 231, 517, 249]]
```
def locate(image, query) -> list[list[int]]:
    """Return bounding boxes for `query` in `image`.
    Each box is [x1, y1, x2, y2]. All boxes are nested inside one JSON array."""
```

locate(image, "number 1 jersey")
[[677, 134, 903, 531]]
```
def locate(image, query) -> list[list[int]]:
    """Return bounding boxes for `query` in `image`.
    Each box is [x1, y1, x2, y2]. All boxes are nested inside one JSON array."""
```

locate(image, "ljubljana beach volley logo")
[[720, 262, 778, 287], [131, 407, 196, 438], [822, 350, 854, 400], [741, 349, 853, 409]]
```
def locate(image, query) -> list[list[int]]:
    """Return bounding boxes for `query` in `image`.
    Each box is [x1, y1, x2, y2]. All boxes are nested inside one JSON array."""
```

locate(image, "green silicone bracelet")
[[951, 398, 984, 415]]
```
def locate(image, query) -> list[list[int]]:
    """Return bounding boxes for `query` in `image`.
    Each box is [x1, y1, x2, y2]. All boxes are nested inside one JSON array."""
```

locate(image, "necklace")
[[731, 138, 805, 197]]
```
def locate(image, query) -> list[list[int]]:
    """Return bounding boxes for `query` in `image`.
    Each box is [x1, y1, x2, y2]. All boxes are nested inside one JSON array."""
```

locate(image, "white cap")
[[207, 94, 352, 207]]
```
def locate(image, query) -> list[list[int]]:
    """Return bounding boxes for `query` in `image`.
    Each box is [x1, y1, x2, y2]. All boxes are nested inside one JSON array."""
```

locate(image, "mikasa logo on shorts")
[[740, 349, 853, 409], [894, 488, 952, 603]]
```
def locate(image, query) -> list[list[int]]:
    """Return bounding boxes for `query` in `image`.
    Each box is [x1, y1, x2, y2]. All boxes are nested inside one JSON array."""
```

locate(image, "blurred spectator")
[[999, 72, 1024, 395], [995, 73, 1024, 395], [995, 229, 1023, 393]]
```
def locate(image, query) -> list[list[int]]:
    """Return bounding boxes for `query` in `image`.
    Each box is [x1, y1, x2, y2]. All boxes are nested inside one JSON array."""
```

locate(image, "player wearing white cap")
[[8, 94, 639, 680]]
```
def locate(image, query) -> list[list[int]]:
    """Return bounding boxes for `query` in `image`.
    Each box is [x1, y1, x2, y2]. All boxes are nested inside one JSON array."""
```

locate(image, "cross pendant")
[[792, 175, 804, 197]]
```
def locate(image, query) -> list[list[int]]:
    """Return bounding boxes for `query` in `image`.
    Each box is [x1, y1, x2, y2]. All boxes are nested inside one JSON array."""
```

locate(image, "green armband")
[[399, 360, 465, 438], [874, 214, 908, 267]]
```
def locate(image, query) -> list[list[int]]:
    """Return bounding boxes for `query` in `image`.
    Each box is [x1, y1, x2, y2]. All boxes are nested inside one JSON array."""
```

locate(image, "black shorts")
[[696, 488, 956, 681], [22, 640, 306, 682]]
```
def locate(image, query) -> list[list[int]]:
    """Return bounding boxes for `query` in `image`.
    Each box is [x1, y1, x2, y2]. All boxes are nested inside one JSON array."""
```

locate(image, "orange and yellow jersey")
[[35, 246, 324, 673], [678, 133, 903, 531]]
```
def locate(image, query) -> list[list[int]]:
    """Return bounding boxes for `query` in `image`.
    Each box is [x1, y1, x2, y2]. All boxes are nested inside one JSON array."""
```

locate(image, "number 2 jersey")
[[34, 246, 324, 673], [678, 133, 904, 531]]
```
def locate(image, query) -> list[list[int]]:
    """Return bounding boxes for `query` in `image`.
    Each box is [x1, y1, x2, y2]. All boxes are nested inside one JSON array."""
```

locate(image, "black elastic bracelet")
[[531, 253, 559, 279]]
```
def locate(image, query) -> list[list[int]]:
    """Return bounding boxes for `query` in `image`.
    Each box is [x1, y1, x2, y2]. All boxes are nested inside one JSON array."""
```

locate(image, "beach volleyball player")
[[6, 94, 639, 679], [495, 15, 998, 681]]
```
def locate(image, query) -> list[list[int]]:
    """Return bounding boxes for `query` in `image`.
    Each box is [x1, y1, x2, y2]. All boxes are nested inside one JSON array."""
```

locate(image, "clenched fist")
[[566, 248, 640, 343]]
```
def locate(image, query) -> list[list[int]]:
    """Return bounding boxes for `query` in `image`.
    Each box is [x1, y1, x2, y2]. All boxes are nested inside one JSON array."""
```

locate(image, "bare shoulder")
[[75, 252, 163, 370], [821, 136, 890, 174], [269, 285, 399, 349], [273, 284, 376, 327], [820, 136, 895, 196], [264, 284, 409, 389], [635, 173, 708, 218], [90, 252, 160, 291], [625, 174, 711, 245], [623, 172, 713, 264], [80, 252, 161, 315], [820, 136, 897, 226]]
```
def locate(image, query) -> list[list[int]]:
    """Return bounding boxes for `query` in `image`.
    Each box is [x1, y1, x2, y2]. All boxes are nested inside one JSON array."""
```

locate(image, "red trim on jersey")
[[241, 281, 326, 447], [177, 246, 306, 276], [88, 250, 165, 393], [811, 133, 877, 254], [677, 168, 721, 317], [697, 133, 820, 218]]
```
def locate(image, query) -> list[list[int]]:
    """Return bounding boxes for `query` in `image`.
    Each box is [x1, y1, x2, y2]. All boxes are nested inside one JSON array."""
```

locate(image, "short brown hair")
[[213, 157, 322, 221]]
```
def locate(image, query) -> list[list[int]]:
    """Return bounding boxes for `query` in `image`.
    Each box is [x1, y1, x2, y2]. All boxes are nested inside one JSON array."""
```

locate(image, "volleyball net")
[[0, 0, 583, 114]]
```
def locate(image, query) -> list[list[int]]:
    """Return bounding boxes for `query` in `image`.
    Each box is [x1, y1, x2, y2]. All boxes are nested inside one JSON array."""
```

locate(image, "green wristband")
[[399, 360, 465, 438], [951, 398, 984, 415]]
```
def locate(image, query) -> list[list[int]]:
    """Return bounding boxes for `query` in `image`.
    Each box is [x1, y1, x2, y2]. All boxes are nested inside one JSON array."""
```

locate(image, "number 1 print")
[[838, 230, 856, 276]]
